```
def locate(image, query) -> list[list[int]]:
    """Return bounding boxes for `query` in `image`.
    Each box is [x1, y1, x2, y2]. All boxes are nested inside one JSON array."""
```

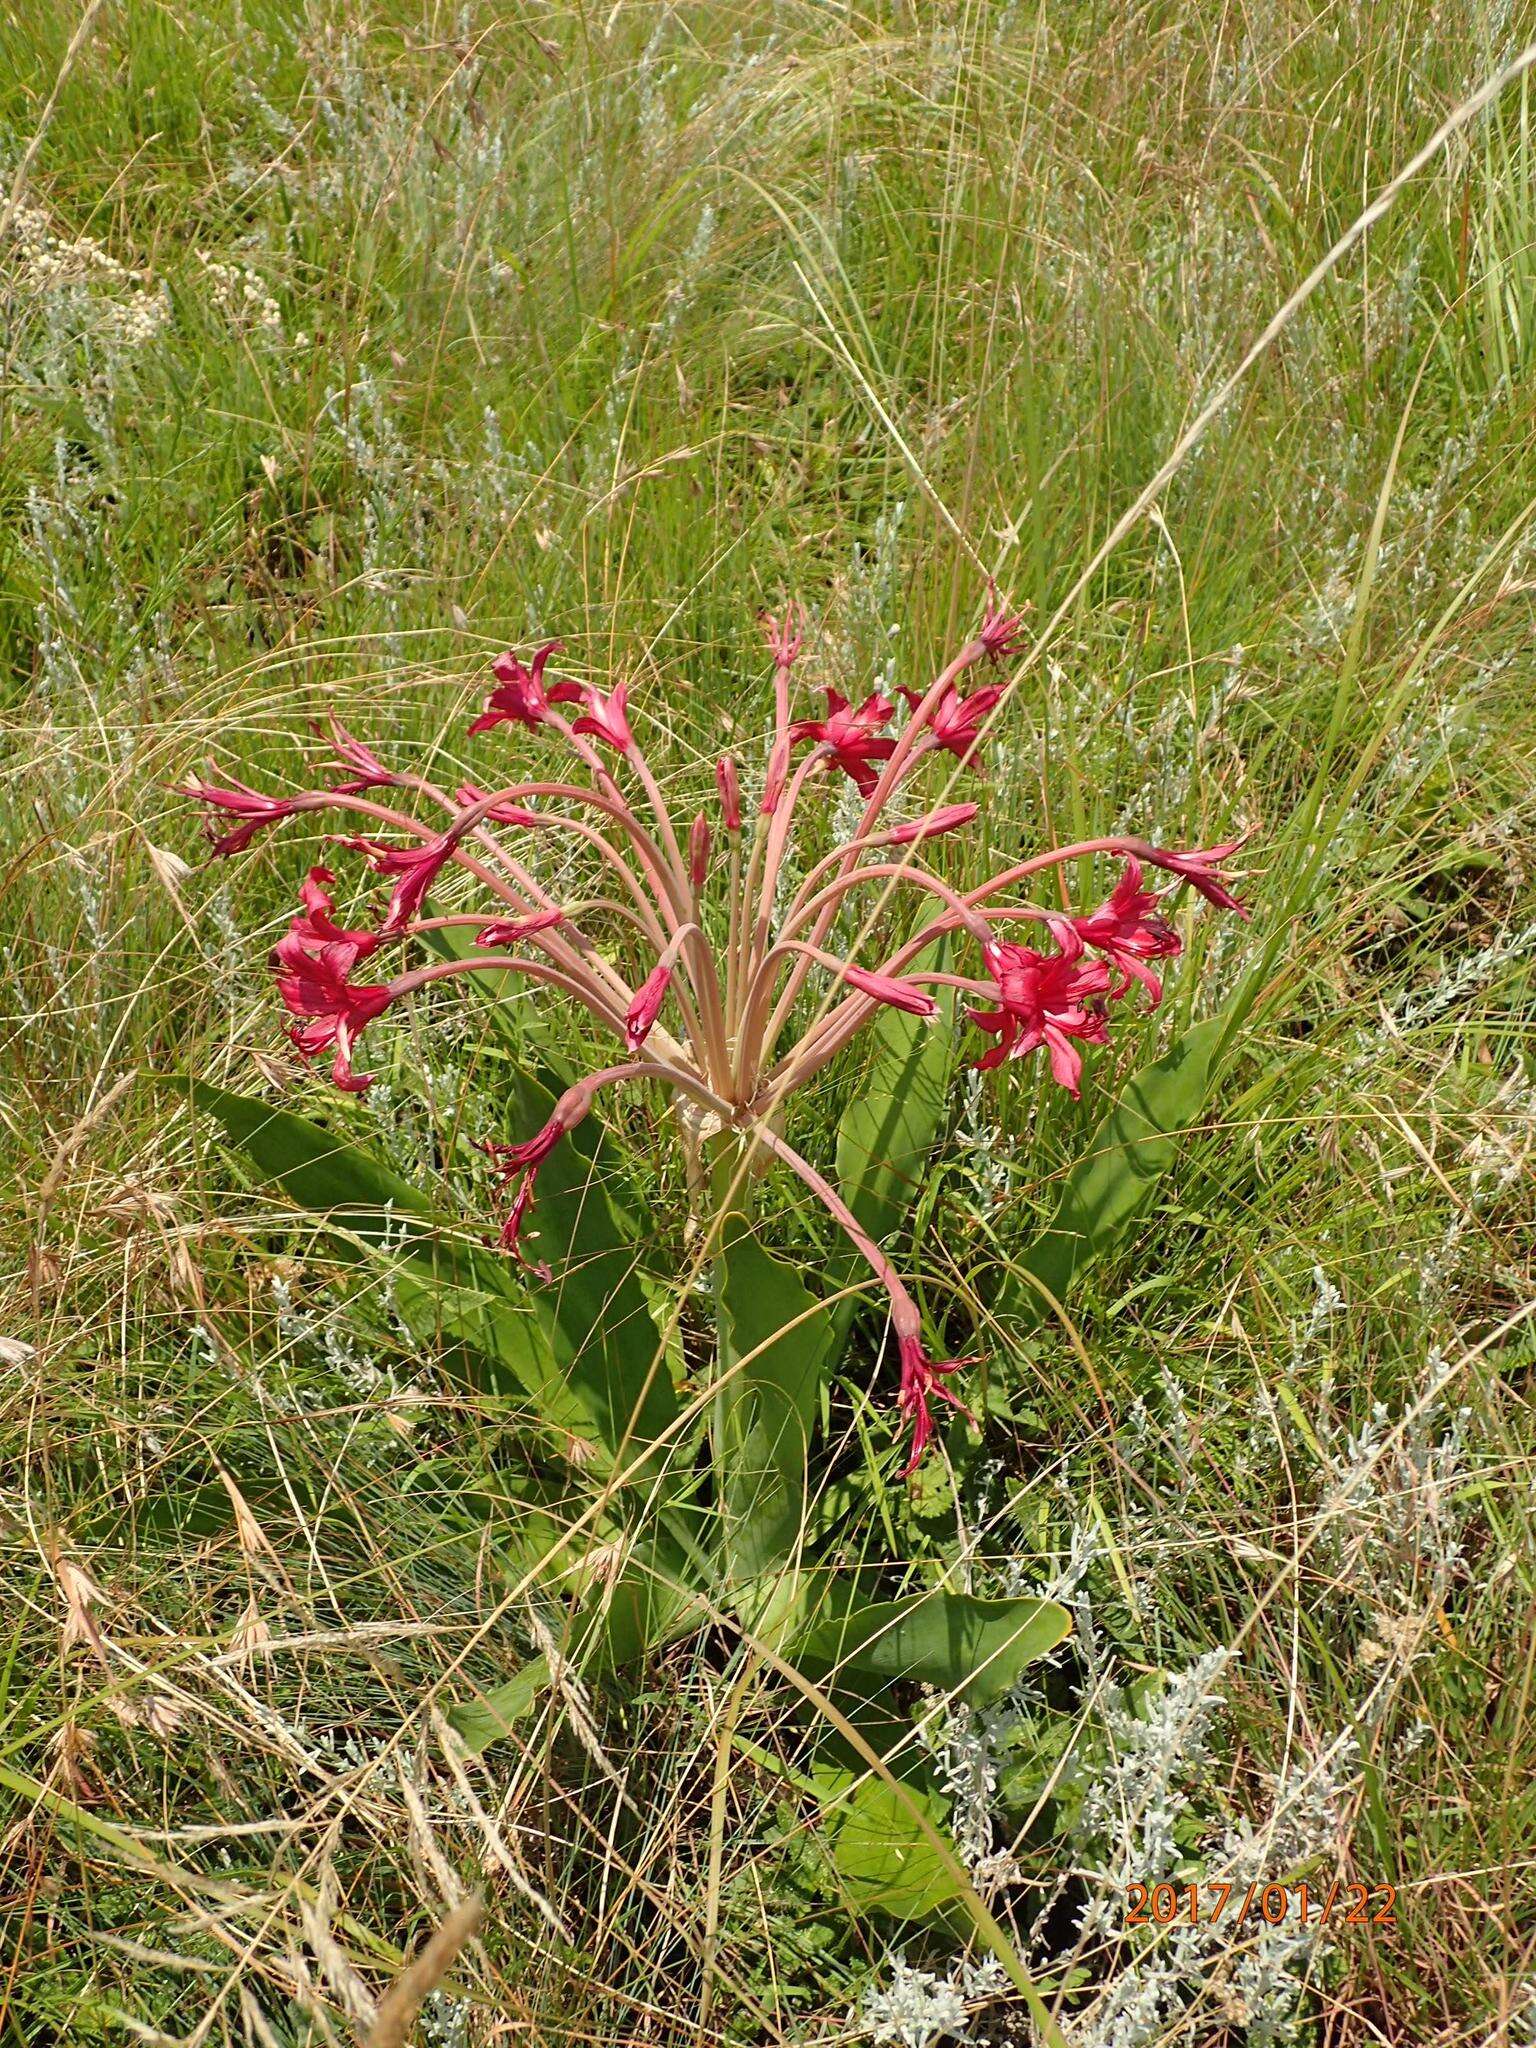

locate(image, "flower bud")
[[688, 811, 711, 887], [843, 965, 937, 1017], [881, 803, 979, 846], [625, 961, 673, 1051]]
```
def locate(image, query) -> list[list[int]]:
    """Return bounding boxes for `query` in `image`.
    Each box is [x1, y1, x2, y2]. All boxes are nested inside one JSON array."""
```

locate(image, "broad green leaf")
[[810, 1764, 964, 1922], [1002, 1013, 1226, 1322], [569, 1531, 701, 1673], [716, 1216, 833, 1585], [184, 1077, 676, 1475], [835, 939, 955, 1247], [451, 1530, 709, 1719], [388, 1263, 586, 1434], [498, 1067, 678, 1474], [186, 1079, 432, 1241], [447, 1655, 551, 1754], [795, 1587, 1071, 1708], [513, 1527, 701, 1680], [184, 1078, 580, 1418]]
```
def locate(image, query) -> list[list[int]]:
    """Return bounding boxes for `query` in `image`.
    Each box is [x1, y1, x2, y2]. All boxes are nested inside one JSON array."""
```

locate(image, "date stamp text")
[[1126, 1881, 1396, 1931]]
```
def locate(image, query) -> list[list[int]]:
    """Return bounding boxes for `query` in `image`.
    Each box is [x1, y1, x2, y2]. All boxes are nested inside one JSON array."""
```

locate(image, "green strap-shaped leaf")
[[184, 1078, 676, 1476], [794, 1586, 1071, 1709], [498, 1067, 678, 1471], [446, 1655, 551, 1753], [1002, 1013, 1226, 1322], [835, 940, 955, 1247], [387, 1264, 586, 1431], [716, 1215, 833, 1586], [188, 1079, 432, 1238], [185, 1079, 584, 1422]]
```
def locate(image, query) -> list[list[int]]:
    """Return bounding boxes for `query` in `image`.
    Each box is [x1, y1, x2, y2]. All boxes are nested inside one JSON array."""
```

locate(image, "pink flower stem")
[[627, 742, 692, 891], [756, 860, 996, 1065], [746, 749, 825, 990], [443, 776, 728, 1080], [443, 778, 729, 1079], [441, 778, 692, 921], [960, 837, 1153, 910], [545, 706, 692, 894], [735, 939, 886, 1092], [765, 842, 1145, 1095], [909, 971, 994, 995], [574, 1059, 735, 1122], [293, 776, 727, 1075], [864, 638, 987, 815], [778, 806, 959, 910], [388, 954, 639, 1047], [780, 860, 995, 946], [541, 709, 626, 806], [762, 637, 988, 1037], [723, 833, 744, 1054], [771, 630, 798, 747], [288, 784, 646, 1019], [744, 1123, 921, 1346], [534, 713, 729, 1068], [407, 906, 710, 1058]]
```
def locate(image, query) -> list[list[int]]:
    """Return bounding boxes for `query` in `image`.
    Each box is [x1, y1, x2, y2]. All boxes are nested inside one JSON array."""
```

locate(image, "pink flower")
[[320, 718, 394, 794], [879, 802, 979, 846], [897, 1334, 977, 1475], [789, 688, 898, 797], [688, 812, 711, 888], [453, 784, 543, 829], [842, 965, 937, 1017], [1143, 834, 1251, 918], [979, 587, 1027, 661], [284, 866, 371, 952], [715, 756, 742, 832], [177, 774, 300, 857], [481, 1085, 601, 1278], [966, 922, 1112, 1095], [468, 641, 564, 733], [481, 1117, 570, 1278], [761, 601, 803, 668], [337, 834, 456, 937], [625, 960, 673, 1051], [475, 909, 564, 947], [1072, 857, 1181, 1005], [898, 680, 1004, 763], [569, 682, 633, 754], [272, 869, 391, 1092]]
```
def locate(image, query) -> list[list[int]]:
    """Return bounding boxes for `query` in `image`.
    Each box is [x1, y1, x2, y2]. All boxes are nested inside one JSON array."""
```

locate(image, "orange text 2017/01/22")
[[1125, 1882, 1397, 1930]]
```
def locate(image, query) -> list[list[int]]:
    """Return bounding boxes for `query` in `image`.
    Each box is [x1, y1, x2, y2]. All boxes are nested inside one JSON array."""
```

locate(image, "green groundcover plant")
[[175, 593, 1249, 1955]]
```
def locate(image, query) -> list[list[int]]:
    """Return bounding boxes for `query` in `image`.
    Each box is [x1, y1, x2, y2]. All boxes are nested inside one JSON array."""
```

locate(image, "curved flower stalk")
[[180, 599, 1251, 1468]]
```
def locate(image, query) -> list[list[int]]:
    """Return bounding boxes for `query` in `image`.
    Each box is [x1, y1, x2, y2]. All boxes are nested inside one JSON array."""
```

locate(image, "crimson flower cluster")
[[181, 596, 1248, 1471]]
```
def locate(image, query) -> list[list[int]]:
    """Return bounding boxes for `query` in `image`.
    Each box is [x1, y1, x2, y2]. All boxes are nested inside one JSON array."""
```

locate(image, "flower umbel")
[[967, 923, 1113, 1096], [183, 594, 1249, 1470], [898, 681, 1004, 763], [1071, 856, 1182, 1005], [898, 1335, 978, 1477], [468, 640, 565, 732], [1141, 833, 1253, 917], [176, 774, 301, 857], [272, 868, 393, 1092], [789, 687, 898, 796]]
